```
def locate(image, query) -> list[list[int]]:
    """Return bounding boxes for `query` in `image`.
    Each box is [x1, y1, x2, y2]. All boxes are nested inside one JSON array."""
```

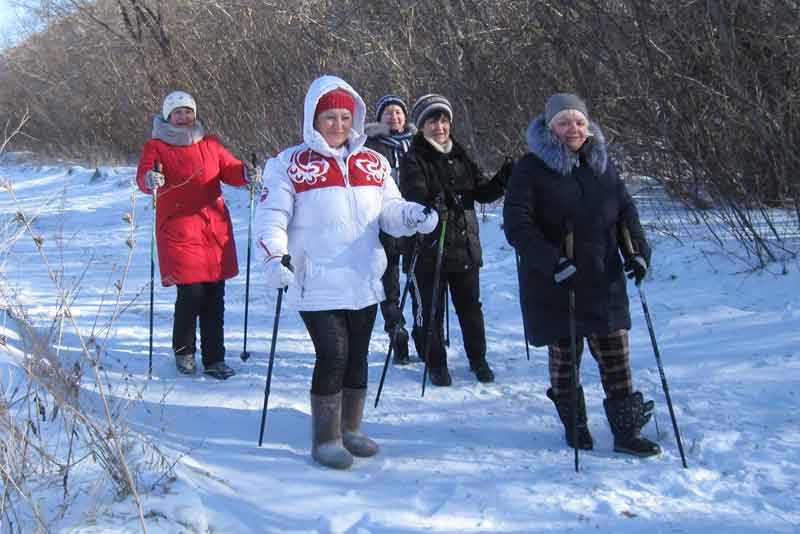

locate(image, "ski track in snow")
[[0, 160, 798, 533]]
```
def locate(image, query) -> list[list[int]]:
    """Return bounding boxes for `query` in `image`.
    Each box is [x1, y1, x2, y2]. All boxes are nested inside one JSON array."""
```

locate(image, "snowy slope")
[[0, 159, 798, 533]]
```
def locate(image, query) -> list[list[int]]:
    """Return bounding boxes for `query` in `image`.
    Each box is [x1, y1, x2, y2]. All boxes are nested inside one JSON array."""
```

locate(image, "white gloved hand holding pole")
[[403, 203, 439, 234], [145, 169, 165, 189], [265, 255, 294, 289]]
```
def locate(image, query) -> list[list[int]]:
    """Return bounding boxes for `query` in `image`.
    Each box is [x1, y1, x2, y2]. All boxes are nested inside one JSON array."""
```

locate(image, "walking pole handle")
[[281, 254, 294, 272], [151, 160, 162, 204], [621, 225, 636, 257], [564, 223, 574, 260], [249, 153, 258, 195]]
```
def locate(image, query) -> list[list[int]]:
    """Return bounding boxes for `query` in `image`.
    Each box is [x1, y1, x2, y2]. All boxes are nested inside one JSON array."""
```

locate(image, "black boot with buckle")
[[603, 391, 661, 457], [546, 386, 594, 450]]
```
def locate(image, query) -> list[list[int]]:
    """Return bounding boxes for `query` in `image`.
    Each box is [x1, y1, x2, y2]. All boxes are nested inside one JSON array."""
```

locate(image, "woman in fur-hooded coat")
[[503, 93, 660, 458]]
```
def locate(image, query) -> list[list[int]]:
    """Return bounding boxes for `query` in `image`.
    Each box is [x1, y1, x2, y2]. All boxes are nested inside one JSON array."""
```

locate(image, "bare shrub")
[[0, 0, 798, 266], [0, 115, 173, 533]]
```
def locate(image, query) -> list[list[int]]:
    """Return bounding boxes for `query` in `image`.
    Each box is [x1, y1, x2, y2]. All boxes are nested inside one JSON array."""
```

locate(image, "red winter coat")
[[136, 135, 247, 286]]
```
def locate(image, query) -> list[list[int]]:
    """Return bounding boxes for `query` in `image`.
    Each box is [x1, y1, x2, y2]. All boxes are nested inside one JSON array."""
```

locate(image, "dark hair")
[[421, 109, 451, 127]]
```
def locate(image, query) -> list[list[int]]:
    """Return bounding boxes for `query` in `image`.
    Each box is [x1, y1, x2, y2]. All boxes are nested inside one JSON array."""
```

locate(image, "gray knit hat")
[[375, 94, 408, 122], [411, 94, 453, 128], [545, 93, 589, 127]]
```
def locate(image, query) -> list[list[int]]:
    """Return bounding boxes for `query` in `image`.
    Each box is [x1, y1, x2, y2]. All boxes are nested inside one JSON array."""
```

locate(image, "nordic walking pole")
[[515, 251, 531, 361], [421, 194, 448, 397], [565, 223, 580, 472], [258, 254, 293, 446], [148, 160, 161, 379], [375, 235, 422, 408], [444, 282, 450, 347], [621, 226, 688, 468], [241, 153, 258, 362]]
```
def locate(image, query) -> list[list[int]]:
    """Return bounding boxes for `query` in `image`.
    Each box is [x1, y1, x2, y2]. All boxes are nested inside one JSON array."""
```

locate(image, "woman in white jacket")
[[255, 75, 438, 469]]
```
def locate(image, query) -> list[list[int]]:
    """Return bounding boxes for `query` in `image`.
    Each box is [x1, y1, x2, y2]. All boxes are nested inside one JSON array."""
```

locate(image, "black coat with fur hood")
[[503, 115, 650, 346], [400, 132, 505, 273]]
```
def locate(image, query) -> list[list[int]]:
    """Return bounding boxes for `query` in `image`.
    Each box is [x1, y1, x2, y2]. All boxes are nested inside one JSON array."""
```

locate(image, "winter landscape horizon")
[[0, 153, 798, 533]]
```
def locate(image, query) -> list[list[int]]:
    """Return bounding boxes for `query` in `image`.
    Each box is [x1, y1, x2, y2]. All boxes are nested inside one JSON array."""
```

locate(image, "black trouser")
[[380, 252, 403, 332], [173, 281, 226, 367], [415, 268, 486, 370], [300, 305, 378, 395]]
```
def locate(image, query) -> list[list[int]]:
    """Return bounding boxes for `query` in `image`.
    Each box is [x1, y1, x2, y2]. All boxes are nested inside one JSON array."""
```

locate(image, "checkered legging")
[[548, 329, 633, 398]]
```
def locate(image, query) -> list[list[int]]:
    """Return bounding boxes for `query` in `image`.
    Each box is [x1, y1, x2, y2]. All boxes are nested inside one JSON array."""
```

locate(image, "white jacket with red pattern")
[[255, 75, 417, 311]]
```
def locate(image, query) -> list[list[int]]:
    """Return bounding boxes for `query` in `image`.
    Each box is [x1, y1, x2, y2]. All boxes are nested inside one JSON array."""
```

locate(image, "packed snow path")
[[0, 160, 797, 533]]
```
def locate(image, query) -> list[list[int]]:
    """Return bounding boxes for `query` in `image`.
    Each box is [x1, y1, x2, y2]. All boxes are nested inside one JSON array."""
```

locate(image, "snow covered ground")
[[0, 157, 798, 533]]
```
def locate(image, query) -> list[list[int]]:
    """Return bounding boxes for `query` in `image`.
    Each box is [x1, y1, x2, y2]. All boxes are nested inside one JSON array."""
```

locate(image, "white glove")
[[403, 203, 439, 234], [265, 258, 294, 289], [145, 170, 165, 189]]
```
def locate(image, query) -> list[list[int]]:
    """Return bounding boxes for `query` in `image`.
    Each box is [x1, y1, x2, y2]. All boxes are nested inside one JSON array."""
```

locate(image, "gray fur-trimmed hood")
[[364, 121, 417, 138], [526, 114, 608, 176]]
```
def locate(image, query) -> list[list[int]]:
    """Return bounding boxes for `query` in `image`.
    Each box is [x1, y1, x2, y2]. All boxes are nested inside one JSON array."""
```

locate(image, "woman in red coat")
[[136, 90, 257, 379]]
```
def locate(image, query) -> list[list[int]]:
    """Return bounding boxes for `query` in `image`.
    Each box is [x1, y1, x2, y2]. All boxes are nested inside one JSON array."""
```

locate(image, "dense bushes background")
[[1, 0, 798, 264]]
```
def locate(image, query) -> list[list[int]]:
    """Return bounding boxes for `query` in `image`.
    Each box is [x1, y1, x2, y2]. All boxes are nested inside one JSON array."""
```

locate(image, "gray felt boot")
[[310, 392, 353, 469], [341, 388, 379, 458]]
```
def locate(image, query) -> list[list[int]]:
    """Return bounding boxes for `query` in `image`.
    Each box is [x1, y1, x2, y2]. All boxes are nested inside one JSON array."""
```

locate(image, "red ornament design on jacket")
[[288, 148, 331, 186], [351, 150, 387, 186], [285, 147, 387, 193]]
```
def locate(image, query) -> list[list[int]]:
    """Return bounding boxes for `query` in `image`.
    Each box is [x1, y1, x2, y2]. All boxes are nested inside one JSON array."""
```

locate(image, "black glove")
[[383, 307, 405, 331], [493, 157, 514, 188], [553, 256, 577, 289], [624, 255, 647, 285]]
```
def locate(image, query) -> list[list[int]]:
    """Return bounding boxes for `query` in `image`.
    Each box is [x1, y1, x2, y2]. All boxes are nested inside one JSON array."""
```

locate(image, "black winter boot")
[[391, 327, 410, 365], [547, 387, 594, 450], [203, 361, 235, 380], [428, 366, 452, 386], [603, 391, 661, 457], [411, 325, 425, 362], [470, 360, 495, 383]]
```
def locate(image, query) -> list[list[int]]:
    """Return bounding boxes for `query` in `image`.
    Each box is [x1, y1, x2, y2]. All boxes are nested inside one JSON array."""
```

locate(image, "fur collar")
[[365, 121, 416, 138], [152, 116, 205, 146], [526, 114, 607, 176], [410, 131, 468, 160]]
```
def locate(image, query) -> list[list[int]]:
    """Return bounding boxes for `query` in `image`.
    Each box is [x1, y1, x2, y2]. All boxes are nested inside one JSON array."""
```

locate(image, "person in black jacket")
[[364, 94, 417, 364], [503, 93, 660, 457], [400, 94, 511, 386]]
